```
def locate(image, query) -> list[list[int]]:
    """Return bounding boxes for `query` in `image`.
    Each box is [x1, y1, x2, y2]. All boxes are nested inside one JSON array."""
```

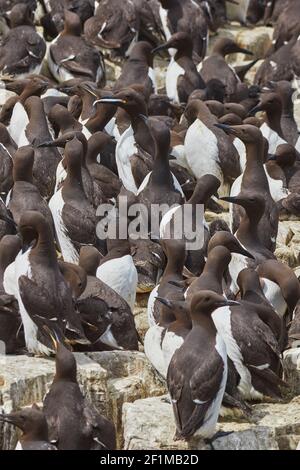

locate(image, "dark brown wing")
[[62, 202, 96, 247]]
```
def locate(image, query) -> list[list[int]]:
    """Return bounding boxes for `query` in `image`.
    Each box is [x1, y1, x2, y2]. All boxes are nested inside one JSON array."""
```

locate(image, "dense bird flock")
[[0, 0, 300, 451]]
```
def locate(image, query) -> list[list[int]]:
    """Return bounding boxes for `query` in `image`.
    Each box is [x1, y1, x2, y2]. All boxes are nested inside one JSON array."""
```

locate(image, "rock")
[[123, 395, 300, 450], [283, 348, 300, 396], [275, 246, 298, 268], [274, 221, 300, 268], [0, 351, 166, 450], [205, 210, 231, 227], [276, 222, 295, 247], [0, 88, 15, 108], [87, 351, 166, 448], [133, 305, 149, 342], [104, 58, 122, 85], [154, 57, 168, 92], [236, 27, 273, 59], [208, 26, 273, 63], [123, 396, 199, 450]]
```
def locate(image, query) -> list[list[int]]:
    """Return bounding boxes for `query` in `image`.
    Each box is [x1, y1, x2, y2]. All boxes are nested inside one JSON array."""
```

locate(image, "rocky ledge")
[[1, 345, 300, 450], [0, 351, 166, 450], [123, 395, 300, 451]]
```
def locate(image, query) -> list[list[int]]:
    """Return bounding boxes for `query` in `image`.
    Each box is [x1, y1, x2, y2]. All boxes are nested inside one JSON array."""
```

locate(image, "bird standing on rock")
[[167, 290, 238, 442]]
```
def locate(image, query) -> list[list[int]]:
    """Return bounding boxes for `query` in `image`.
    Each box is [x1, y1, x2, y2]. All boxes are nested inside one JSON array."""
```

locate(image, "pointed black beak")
[[152, 43, 169, 55], [138, 114, 148, 123], [248, 103, 262, 117], [220, 196, 241, 204], [234, 245, 255, 260], [37, 140, 55, 148], [267, 155, 277, 162], [214, 123, 236, 135], [168, 280, 185, 290], [0, 413, 23, 430], [237, 47, 254, 56], [224, 299, 240, 306], [21, 238, 36, 254], [156, 297, 173, 309]]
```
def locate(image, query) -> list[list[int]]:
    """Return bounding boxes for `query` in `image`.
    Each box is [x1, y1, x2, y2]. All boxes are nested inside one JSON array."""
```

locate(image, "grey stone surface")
[[0, 351, 166, 450], [123, 395, 300, 450]]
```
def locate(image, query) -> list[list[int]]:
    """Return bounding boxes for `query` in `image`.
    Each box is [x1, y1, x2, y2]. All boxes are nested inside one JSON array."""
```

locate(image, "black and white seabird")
[[0, 234, 24, 354], [84, 0, 139, 58], [147, 238, 186, 327], [184, 99, 241, 186], [77, 246, 138, 351], [167, 290, 237, 440], [152, 32, 205, 104], [0, 405, 57, 450], [0, 4, 46, 78], [7, 145, 54, 230], [96, 237, 138, 311], [216, 123, 280, 252], [212, 289, 285, 401], [47, 10, 105, 85], [144, 296, 191, 378], [199, 38, 253, 101], [43, 336, 116, 450], [49, 137, 101, 264], [6, 210, 88, 355]]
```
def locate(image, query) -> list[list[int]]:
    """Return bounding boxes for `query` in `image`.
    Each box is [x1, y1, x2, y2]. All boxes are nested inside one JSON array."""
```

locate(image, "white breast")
[[166, 59, 185, 103], [147, 284, 159, 327], [159, 6, 171, 41], [144, 325, 167, 378], [228, 252, 249, 295], [233, 137, 246, 172], [184, 118, 223, 183], [212, 306, 263, 401], [162, 330, 185, 372], [82, 125, 92, 139], [3, 260, 18, 296], [115, 125, 138, 193], [55, 161, 67, 193], [261, 278, 287, 317], [260, 122, 287, 154], [46, 36, 75, 83], [148, 67, 157, 94], [194, 332, 228, 439], [99, 324, 123, 350], [8, 102, 29, 147], [102, 116, 120, 141], [170, 144, 190, 170], [14, 249, 52, 355], [159, 204, 181, 239], [49, 189, 79, 264], [96, 255, 138, 310], [265, 169, 290, 202]]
